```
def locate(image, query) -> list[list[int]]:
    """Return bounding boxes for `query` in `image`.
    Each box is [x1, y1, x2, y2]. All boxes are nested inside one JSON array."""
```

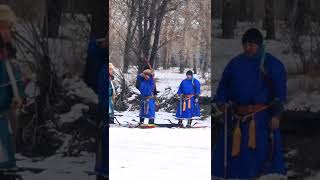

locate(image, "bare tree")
[[199, 0, 211, 75], [180, 0, 191, 72], [15, 21, 61, 151], [239, 0, 248, 22], [286, 0, 319, 74], [123, 0, 138, 73], [179, 50, 184, 73], [135, 0, 179, 73], [161, 16, 170, 69], [193, 54, 197, 74], [264, 0, 275, 39], [42, 0, 62, 38]]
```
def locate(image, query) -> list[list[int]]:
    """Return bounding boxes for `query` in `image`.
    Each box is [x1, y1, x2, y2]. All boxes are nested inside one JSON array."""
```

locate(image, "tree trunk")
[[43, 0, 62, 38], [182, 0, 191, 69], [162, 47, 168, 69], [179, 50, 184, 74], [136, 0, 171, 73], [222, 0, 235, 39], [89, 0, 107, 39], [149, 0, 167, 68], [123, 0, 137, 73], [285, 0, 293, 22], [265, 0, 276, 39], [239, 0, 248, 22], [199, 0, 211, 74], [193, 55, 197, 74], [248, 0, 255, 23]]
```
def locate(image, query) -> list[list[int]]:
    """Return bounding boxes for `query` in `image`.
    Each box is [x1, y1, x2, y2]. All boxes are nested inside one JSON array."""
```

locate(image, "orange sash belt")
[[182, 94, 195, 111], [231, 104, 271, 157]]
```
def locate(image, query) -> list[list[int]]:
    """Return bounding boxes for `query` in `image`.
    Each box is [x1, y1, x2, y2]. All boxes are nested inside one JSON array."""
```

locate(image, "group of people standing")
[[109, 64, 202, 128]]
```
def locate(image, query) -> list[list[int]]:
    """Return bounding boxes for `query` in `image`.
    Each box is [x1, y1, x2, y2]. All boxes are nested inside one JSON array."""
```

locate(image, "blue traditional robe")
[[212, 50, 287, 179], [109, 79, 114, 118], [175, 78, 201, 119], [137, 74, 156, 119], [95, 64, 108, 177], [84, 39, 107, 94], [0, 60, 24, 169]]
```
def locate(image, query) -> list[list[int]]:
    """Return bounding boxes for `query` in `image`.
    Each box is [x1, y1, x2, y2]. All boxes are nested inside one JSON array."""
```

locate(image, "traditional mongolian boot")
[[186, 119, 192, 128], [148, 119, 154, 124]]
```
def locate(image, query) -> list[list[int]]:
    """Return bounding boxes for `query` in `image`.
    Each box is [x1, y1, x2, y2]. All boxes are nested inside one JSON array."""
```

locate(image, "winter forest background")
[[213, 0, 320, 179], [109, 0, 211, 113]]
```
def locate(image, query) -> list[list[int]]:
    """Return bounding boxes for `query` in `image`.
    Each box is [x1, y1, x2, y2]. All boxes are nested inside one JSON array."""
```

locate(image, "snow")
[[127, 94, 137, 101], [304, 172, 320, 180], [258, 174, 287, 180], [16, 153, 95, 180], [110, 127, 211, 180], [56, 134, 73, 153], [286, 92, 320, 112], [24, 73, 40, 97], [285, 149, 298, 159], [115, 110, 211, 127], [62, 77, 98, 104], [58, 104, 89, 125]]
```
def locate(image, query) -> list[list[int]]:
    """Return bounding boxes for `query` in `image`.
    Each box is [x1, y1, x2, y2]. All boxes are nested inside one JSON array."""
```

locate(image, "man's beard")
[[244, 51, 256, 57]]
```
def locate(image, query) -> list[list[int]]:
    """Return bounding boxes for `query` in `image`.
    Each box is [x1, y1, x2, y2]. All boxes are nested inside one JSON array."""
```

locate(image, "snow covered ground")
[[109, 127, 211, 180], [110, 67, 212, 180], [16, 153, 95, 180], [114, 110, 211, 127]]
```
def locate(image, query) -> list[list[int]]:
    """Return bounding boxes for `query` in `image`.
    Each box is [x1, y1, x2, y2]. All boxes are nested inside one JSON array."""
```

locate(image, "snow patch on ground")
[[304, 172, 320, 180], [286, 92, 320, 112], [115, 110, 211, 127], [62, 77, 98, 104], [17, 153, 95, 180], [258, 174, 287, 180], [110, 127, 211, 180], [56, 134, 73, 153], [58, 104, 89, 125]]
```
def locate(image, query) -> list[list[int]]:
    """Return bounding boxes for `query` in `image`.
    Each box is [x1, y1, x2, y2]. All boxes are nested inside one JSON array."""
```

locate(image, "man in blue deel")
[[95, 62, 108, 180], [175, 70, 201, 127], [136, 66, 158, 124], [84, 38, 107, 94], [212, 28, 287, 179]]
